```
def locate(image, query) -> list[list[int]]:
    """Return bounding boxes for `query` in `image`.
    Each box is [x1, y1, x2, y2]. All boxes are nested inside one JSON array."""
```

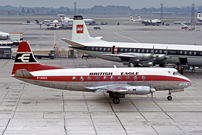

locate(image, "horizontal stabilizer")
[[61, 38, 85, 48], [14, 69, 33, 78]]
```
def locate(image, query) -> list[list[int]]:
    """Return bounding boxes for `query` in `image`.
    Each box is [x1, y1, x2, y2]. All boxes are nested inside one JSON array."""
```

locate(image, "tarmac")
[[0, 19, 202, 135]]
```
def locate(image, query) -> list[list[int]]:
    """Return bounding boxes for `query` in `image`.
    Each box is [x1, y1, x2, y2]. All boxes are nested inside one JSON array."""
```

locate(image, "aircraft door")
[[179, 57, 187, 65], [112, 46, 118, 54]]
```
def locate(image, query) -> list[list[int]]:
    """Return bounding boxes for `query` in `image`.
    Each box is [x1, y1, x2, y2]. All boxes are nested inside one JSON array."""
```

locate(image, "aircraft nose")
[[185, 77, 192, 87]]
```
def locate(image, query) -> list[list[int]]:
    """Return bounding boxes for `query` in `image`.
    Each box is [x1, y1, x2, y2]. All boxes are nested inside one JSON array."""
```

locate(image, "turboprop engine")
[[126, 86, 155, 95]]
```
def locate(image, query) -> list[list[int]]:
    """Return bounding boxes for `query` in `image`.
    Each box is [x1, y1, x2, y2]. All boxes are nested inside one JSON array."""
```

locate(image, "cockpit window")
[[173, 72, 179, 75]]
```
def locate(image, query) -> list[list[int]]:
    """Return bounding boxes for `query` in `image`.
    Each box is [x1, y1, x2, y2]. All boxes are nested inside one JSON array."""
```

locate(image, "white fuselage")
[[72, 41, 202, 66], [16, 67, 191, 93]]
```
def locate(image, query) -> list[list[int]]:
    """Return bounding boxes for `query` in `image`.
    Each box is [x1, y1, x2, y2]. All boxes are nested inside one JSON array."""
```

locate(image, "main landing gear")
[[167, 90, 172, 101], [109, 92, 125, 104], [113, 98, 120, 104]]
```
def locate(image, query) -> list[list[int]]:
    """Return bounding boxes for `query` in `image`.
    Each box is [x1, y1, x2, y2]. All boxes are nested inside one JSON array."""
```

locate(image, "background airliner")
[[130, 15, 161, 26], [197, 12, 202, 22], [60, 16, 95, 25], [0, 31, 10, 40], [11, 42, 191, 104], [62, 15, 202, 69]]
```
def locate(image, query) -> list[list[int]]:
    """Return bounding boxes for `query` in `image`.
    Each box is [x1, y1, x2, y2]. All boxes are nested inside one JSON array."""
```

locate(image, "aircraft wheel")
[[167, 96, 172, 101], [113, 98, 120, 104]]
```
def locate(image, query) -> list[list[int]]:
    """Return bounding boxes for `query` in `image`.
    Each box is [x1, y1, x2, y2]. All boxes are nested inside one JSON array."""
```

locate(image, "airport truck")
[[34, 50, 57, 59], [0, 46, 11, 59]]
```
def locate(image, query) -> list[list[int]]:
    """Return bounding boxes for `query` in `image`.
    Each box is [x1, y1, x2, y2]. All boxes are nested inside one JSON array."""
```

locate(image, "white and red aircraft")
[[130, 15, 142, 22], [62, 15, 202, 68], [0, 31, 10, 40], [11, 41, 191, 104], [60, 16, 95, 26], [130, 15, 161, 26], [197, 12, 202, 22]]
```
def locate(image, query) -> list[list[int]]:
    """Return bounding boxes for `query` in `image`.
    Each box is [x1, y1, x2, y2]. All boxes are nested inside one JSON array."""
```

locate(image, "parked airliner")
[[11, 41, 191, 104], [130, 15, 161, 26], [0, 31, 10, 40], [197, 12, 202, 22], [62, 15, 202, 69]]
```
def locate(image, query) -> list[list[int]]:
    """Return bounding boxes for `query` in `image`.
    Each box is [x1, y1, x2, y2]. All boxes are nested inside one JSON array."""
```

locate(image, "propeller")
[[150, 80, 154, 100], [164, 46, 171, 66], [151, 45, 156, 67]]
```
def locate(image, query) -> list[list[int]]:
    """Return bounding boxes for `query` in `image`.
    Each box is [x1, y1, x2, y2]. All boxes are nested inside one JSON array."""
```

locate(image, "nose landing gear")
[[167, 90, 172, 101]]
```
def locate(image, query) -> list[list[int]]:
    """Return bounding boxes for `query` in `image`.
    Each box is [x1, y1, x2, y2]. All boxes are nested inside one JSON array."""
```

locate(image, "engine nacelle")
[[132, 53, 153, 61], [141, 61, 153, 67], [127, 86, 155, 95]]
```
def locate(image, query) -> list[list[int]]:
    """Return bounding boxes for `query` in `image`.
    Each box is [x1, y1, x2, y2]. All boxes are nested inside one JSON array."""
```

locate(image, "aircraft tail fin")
[[197, 12, 202, 21], [60, 17, 70, 21], [72, 15, 92, 43], [137, 15, 141, 21], [11, 41, 63, 76], [130, 15, 134, 21]]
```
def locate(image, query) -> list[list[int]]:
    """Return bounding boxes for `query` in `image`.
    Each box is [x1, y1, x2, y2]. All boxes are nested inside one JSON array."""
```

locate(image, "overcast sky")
[[1, 0, 202, 9]]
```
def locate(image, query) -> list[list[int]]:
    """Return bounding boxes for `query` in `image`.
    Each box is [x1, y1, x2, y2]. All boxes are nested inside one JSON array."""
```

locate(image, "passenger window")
[[129, 49, 132, 52], [118, 76, 122, 81], [142, 76, 145, 81], [125, 49, 127, 52], [103, 48, 106, 51], [110, 76, 114, 81], [99, 48, 102, 51], [88, 76, 91, 81], [134, 76, 137, 81], [72, 76, 76, 81], [80, 76, 84, 81], [103, 76, 107, 81], [133, 49, 136, 52], [126, 76, 130, 81], [96, 76, 99, 81], [155, 50, 158, 53]]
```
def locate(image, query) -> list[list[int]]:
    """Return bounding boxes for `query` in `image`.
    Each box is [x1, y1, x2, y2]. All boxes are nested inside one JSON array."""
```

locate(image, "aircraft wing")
[[103, 53, 137, 58], [61, 38, 86, 48], [86, 84, 155, 94], [86, 84, 129, 93]]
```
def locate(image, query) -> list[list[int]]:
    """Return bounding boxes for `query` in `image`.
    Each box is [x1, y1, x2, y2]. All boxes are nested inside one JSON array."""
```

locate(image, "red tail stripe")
[[17, 41, 31, 52]]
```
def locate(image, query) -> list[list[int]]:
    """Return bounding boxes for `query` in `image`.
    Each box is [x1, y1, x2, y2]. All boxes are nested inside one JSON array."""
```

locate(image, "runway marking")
[[114, 32, 140, 43], [103, 93, 128, 135]]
